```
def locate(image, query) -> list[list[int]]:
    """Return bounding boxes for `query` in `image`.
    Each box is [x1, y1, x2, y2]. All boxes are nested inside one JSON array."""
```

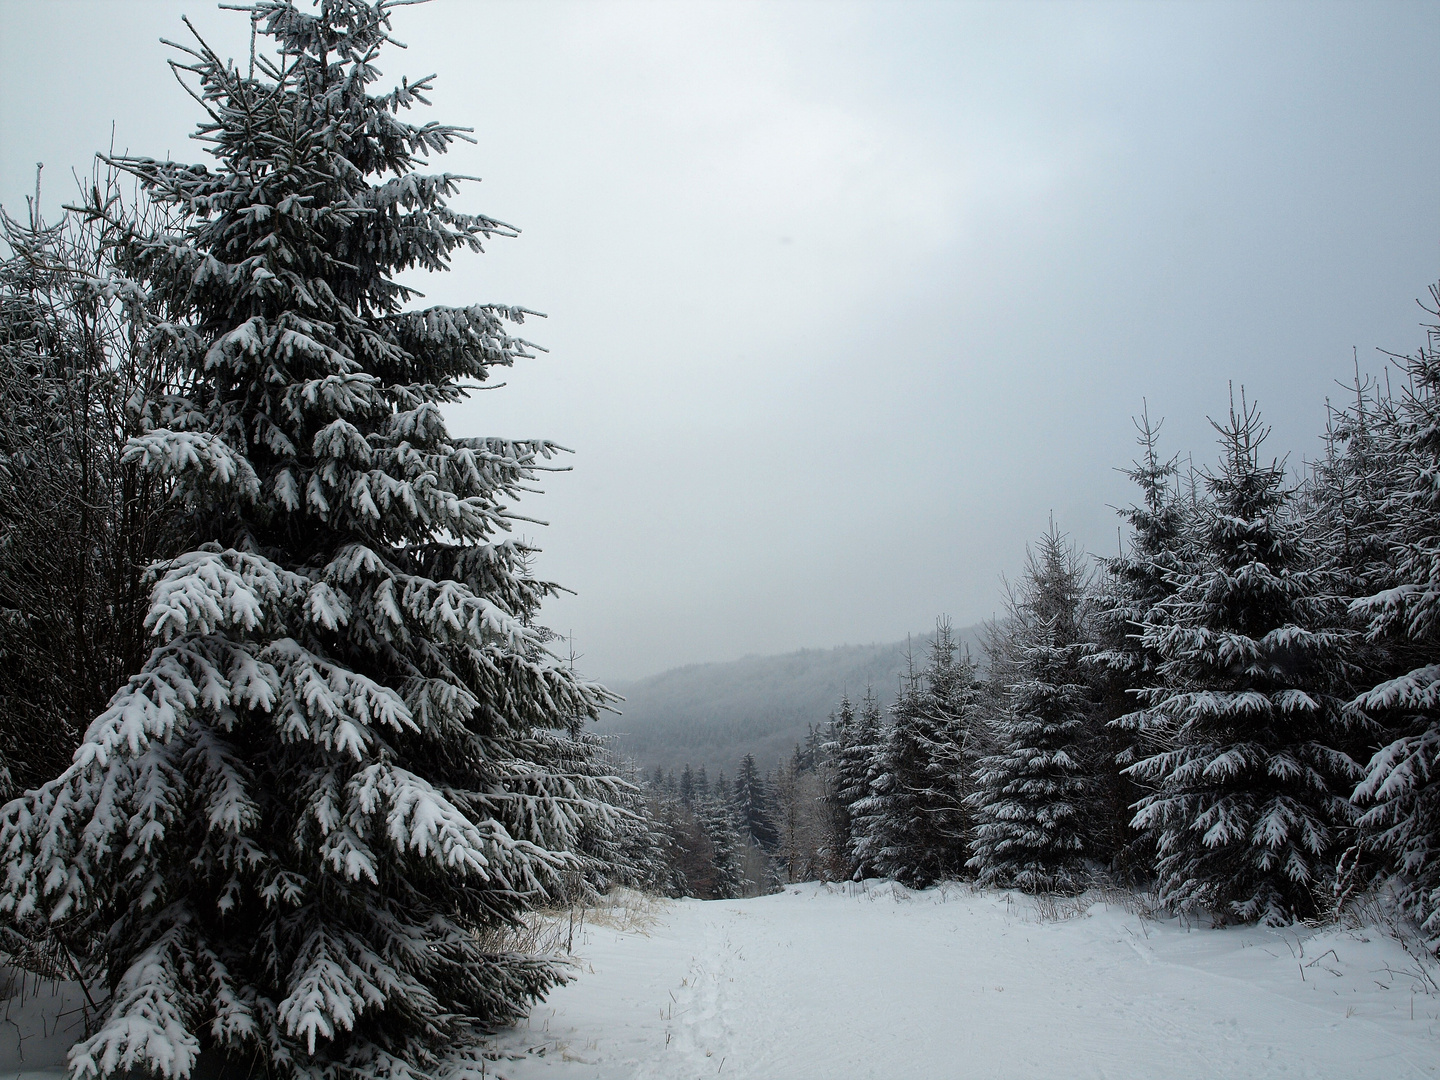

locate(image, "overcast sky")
[[3, 0, 1438, 680]]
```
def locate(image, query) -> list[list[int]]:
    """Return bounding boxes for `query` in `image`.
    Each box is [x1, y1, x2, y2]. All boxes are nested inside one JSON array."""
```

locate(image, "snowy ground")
[[492, 882, 1440, 1080], [3, 884, 1437, 1080], [0, 965, 89, 1080]]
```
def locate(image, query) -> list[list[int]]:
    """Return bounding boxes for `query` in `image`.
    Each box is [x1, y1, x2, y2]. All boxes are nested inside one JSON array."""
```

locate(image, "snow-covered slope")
[[494, 883, 1440, 1080]]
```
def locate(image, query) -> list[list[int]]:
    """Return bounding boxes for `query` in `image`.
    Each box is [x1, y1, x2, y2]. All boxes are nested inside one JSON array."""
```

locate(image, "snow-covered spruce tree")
[[733, 753, 779, 852], [1126, 393, 1361, 923], [1309, 371, 1402, 601], [584, 755, 674, 896], [851, 626, 972, 888], [549, 734, 657, 898], [841, 689, 885, 878], [698, 793, 748, 899], [1347, 288, 1440, 938], [1090, 408, 1190, 879], [817, 695, 857, 876], [968, 524, 1097, 893], [0, 4, 619, 1079], [1092, 408, 1188, 690]]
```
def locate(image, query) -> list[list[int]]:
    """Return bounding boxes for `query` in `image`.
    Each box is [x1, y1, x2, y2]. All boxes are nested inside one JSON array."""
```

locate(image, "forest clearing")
[[486, 884, 1440, 1080]]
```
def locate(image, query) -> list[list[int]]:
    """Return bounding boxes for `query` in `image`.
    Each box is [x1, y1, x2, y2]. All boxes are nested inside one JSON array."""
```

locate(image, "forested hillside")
[[598, 629, 983, 776]]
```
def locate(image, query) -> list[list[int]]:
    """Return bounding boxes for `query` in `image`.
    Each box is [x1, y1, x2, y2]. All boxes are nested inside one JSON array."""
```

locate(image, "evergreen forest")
[[0, 2, 1437, 1078]]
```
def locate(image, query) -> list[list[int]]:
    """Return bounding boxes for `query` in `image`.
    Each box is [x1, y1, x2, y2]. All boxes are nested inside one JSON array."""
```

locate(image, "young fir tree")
[[1090, 407, 1189, 879], [850, 627, 972, 888], [595, 756, 675, 896], [0, 4, 617, 1078], [1310, 369, 1400, 601], [698, 792, 748, 899], [1092, 408, 1187, 689], [1347, 289, 1440, 938], [733, 753, 778, 851], [843, 689, 886, 879], [968, 524, 1097, 893], [1125, 393, 1361, 923], [818, 695, 857, 875]]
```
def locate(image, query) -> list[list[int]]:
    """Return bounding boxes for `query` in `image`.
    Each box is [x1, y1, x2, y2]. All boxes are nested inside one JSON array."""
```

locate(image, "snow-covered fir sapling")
[[0, 3, 618, 1078], [1125, 391, 1361, 924], [699, 793, 749, 900], [851, 624, 973, 889], [733, 753, 778, 852], [841, 689, 884, 879], [967, 524, 1098, 894]]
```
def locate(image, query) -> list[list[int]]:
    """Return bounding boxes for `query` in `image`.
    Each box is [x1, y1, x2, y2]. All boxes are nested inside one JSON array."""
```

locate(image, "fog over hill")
[[594, 625, 985, 779]]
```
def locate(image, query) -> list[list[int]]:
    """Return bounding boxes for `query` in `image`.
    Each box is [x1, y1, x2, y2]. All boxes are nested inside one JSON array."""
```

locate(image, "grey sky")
[[3, 1, 1437, 680]]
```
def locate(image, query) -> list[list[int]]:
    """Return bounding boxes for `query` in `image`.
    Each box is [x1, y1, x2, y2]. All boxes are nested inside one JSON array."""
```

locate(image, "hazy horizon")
[[4, 0, 1437, 681]]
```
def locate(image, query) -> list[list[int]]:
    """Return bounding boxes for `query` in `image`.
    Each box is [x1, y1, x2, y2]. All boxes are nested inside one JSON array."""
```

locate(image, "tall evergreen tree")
[[1125, 393, 1361, 923], [1090, 408, 1189, 878], [841, 690, 885, 879], [733, 753, 778, 851], [1346, 290, 1440, 938], [0, 5, 616, 1078], [1092, 408, 1188, 690], [851, 626, 972, 888], [968, 524, 1097, 893], [698, 793, 748, 899], [597, 756, 676, 896], [819, 695, 857, 874]]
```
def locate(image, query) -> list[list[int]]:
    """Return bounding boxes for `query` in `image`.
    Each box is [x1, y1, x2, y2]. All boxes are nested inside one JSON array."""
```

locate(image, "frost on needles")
[[0, 3, 618, 1079]]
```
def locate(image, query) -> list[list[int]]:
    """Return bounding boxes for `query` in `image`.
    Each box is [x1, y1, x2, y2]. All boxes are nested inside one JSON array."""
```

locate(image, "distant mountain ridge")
[[594, 626, 985, 779]]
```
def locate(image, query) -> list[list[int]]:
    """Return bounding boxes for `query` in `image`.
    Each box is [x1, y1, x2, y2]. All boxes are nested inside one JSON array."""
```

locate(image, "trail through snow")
[[493, 882, 1440, 1080], [2, 883, 1437, 1080]]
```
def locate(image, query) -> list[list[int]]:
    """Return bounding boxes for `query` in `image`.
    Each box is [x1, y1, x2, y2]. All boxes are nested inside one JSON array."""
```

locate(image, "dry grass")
[[486, 887, 672, 962], [580, 888, 668, 935]]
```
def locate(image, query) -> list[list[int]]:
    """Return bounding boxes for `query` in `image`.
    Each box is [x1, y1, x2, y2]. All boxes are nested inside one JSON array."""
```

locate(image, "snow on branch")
[[124, 430, 261, 502]]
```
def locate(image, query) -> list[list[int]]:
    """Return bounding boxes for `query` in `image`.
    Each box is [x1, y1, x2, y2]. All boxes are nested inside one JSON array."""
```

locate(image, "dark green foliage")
[[734, 753, 779, 851], [1124, 394, 1361, 924], [851, 624, 975, 888], [968, 525, 1097, 893], [0, 5, 619, 1078]]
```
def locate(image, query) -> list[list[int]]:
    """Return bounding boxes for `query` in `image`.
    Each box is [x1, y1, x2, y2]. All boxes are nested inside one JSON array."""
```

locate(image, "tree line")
[[631, 357, 1440, 937]]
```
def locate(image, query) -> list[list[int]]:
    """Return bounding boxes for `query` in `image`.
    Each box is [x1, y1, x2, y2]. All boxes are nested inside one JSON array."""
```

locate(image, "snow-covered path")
[[494, 883, 1440, 1080]]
